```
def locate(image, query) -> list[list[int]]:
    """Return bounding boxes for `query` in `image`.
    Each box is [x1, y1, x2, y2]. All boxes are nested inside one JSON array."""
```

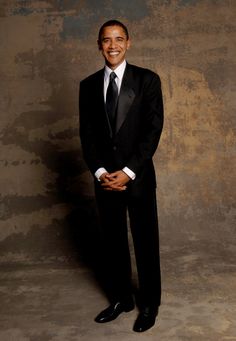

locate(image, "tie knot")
[[110, 72, 117, 81]]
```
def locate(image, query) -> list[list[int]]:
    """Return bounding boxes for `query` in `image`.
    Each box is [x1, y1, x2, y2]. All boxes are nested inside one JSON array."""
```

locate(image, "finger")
[[101, 181, 114, 187], [110, 184, 127, 191], [106, 171, 119, 178], [114, 186, 127, 191], [101, 179, 117, 187], [102, 183, 127, 191]]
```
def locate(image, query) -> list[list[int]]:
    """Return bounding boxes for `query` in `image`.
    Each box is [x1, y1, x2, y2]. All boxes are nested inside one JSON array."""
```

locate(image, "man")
[[79, 20, 164, 332]]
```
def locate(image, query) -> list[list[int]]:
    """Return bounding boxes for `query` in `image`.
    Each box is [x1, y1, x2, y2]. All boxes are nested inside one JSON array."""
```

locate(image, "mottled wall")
[[0, 0, 235, 265]]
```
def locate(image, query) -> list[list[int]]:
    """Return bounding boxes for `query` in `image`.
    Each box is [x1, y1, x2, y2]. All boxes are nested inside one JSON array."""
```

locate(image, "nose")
[[109, 39, 117, 49]]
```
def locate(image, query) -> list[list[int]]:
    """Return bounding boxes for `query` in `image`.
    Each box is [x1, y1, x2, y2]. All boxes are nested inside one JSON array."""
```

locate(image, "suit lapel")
[[115, 64, 135, 134]]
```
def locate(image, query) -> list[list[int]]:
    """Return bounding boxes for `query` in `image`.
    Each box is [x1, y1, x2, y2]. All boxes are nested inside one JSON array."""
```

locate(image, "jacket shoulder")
[[80, 69, 104, 85], [128, 64, 160, 78]]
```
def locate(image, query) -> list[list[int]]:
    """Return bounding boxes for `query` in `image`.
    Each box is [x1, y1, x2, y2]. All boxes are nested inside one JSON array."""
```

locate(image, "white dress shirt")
[[95, 60, 136, 181], [103, 60, 126, 99]]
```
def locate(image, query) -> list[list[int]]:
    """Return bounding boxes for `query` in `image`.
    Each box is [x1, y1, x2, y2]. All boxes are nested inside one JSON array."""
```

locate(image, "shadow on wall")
[[57, 161, 102, 269], [0, 75, 101, 270], [1, 119, 101, 269]]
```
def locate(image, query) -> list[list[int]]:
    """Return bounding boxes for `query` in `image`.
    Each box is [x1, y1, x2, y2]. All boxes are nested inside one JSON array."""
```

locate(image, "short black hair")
[[98, 20, 129, 42]]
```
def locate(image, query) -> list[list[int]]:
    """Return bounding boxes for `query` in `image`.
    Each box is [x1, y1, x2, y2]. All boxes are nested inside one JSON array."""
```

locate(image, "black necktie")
[[106, 72, 118, 131]]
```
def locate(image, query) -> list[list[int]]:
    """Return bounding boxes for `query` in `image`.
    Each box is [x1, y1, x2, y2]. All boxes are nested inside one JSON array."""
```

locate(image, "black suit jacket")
[[79, 63, 164, 193]]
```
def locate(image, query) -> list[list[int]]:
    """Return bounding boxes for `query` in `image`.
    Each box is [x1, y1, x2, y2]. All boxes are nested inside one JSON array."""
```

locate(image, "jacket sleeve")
[[79, 80, 104, 174], [126, 73, 164, 174]]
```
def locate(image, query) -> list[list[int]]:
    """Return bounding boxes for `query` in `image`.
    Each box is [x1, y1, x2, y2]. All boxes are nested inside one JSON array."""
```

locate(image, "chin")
[[106, 63, 117, 69], [109, 61, 122, 68]]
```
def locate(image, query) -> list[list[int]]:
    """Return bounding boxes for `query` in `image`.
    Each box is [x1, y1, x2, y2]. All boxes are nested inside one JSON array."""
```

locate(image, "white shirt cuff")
[[122, 167, 136, 180], [95, 167, 107, 181]]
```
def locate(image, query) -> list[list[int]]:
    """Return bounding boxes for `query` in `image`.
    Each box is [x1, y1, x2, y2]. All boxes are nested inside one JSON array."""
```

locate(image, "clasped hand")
[[99, 170, 130, 191]]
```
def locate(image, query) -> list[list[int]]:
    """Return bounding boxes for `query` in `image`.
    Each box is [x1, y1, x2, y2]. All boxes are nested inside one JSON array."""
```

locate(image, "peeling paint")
[[60, 0, 149, 40]]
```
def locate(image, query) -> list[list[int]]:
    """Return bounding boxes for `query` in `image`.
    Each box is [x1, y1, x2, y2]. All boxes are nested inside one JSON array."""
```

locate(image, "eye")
[[117, 37, 124, 42]]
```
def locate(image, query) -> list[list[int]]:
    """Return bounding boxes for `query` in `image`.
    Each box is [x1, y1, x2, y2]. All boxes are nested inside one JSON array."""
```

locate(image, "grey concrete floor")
[[0, 235, 236, 341]]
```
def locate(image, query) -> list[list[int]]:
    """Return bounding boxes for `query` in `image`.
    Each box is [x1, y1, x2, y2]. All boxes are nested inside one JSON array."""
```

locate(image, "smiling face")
[[98, 25, 130, 70]]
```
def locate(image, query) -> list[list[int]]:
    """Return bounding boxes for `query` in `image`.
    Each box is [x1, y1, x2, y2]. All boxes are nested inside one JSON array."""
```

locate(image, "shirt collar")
[[104, 60, 127, 81]]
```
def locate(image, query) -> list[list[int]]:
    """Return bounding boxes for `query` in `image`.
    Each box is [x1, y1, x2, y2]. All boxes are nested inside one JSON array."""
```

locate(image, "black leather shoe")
[[95, 300, 135, 323], [133, 307, 158, 332]]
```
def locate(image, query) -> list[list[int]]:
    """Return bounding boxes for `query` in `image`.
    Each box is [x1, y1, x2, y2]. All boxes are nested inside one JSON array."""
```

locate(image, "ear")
[[127, 39, 131, 50], [97, 39, 102, 50]]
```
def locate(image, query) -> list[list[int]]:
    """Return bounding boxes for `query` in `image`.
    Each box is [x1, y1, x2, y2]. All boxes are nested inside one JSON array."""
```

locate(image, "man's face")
[[98, 25, 130, 70]]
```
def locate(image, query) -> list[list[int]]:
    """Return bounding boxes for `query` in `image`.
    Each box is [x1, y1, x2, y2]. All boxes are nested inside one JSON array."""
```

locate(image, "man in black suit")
[[79, 20, 164, 332]]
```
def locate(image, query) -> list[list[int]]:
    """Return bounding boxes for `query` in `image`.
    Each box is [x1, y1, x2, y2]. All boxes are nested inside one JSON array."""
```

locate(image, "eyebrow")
[[102, 36, 125, 40]]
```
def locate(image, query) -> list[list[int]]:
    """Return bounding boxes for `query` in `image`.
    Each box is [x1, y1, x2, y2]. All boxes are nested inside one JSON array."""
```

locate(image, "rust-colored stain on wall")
[[0, 0, 235, 263]]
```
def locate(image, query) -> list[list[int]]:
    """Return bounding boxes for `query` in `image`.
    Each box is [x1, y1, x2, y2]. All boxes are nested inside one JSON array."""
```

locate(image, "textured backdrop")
[[0, 0, 235, 265]]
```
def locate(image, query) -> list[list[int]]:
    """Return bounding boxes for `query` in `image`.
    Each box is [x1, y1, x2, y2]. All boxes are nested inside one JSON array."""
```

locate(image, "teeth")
[[109, 52, 119, 56]]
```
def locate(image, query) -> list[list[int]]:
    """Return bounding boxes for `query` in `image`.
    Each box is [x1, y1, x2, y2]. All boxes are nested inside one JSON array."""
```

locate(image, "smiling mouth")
[[108, 51, 120, 56]]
